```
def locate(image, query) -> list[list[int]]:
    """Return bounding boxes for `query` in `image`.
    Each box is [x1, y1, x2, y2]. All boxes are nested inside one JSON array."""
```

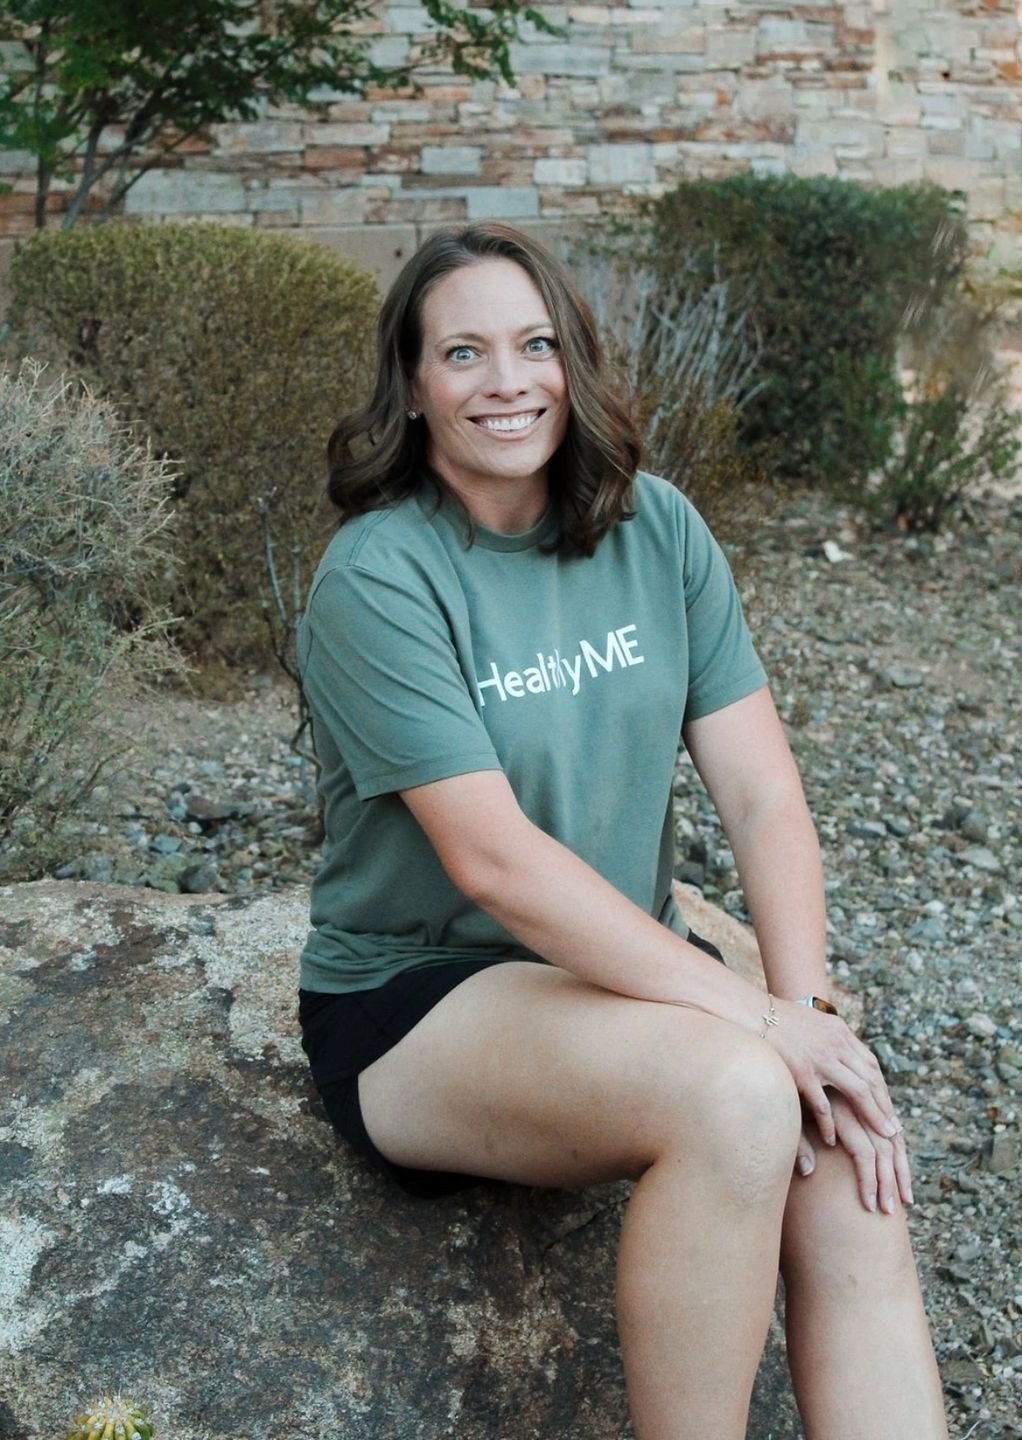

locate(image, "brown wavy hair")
[[327, 223, 641, 557]]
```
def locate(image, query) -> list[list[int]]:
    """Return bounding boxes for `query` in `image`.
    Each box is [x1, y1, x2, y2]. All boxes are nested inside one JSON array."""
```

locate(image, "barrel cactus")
[[67, 1395, 154, 1440]]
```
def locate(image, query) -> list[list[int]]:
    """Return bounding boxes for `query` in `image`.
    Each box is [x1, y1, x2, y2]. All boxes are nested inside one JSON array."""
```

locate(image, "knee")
[[706, 1041, 802, 1199], [653, 1034, 801, 1201]]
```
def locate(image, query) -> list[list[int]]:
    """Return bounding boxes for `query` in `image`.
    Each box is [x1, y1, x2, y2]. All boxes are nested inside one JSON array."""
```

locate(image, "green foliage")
[[0, 359, 180, 878], [0, 0, 559, 228], [647, 175, 969, 488], [8, 220, 380, 670]]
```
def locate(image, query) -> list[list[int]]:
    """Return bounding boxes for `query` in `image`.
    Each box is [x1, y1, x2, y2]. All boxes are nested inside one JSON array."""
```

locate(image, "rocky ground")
[[38, 484, 1022, 1438]]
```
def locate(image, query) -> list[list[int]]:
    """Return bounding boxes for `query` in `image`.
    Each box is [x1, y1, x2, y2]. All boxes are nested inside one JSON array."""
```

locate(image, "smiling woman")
[[299, 223, 949, 1440], [405, 259, 570, 532], [326, 224, 640, 556]]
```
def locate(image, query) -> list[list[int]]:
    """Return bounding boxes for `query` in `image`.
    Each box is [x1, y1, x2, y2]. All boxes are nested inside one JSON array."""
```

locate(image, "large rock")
[[0, 880, 808, 1440]]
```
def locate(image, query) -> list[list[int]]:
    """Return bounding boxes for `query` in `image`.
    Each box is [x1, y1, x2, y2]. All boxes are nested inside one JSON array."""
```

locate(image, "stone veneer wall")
[[0, 0, 1019, 291]]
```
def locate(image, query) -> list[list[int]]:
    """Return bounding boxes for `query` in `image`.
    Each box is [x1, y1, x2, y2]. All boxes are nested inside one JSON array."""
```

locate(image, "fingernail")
[[907, 1188, 915, 1205], [798, 1156, 813, 1176], [883, 1195, 895, 1215], [884, 1119, 899, 1138], [867, 1194, 877, 1212]]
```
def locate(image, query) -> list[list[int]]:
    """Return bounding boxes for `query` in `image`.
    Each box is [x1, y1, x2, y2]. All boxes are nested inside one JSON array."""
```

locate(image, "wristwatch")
[[797, 994, 839, 1015]]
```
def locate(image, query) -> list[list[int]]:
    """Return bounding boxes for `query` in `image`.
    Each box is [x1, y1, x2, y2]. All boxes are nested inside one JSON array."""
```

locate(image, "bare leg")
[[781, 1138, 949, 1440], [358, 961, 802, 1440], [617, 1105, 795, 1439]]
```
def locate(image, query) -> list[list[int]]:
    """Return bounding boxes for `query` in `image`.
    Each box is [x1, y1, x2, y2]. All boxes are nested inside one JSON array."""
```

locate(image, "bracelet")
[[759, 994, 779, 1040]]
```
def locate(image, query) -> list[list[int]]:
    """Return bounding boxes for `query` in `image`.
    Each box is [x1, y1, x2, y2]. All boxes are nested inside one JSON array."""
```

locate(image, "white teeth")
[[475, 412, 539, 432]]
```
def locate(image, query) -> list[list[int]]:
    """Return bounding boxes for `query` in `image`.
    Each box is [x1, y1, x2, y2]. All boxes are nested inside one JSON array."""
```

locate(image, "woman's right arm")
[[400, 766, 899, 1145]]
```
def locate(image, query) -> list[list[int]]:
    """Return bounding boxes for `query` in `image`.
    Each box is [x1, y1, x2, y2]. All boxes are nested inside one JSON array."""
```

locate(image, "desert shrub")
[[870, 294, 1020, 532], [0, 360, 180, 879], [570, 244, 773, 544], [7, 221, 379, 673], [646, 175, 969, 488]]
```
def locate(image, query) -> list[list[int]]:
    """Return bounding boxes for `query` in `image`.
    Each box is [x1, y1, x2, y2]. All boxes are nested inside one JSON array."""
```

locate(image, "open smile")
[[470, 410, 544, 436]]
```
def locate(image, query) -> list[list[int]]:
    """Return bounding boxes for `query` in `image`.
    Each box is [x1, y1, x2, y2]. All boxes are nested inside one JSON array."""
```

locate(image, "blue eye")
[[447, 345, 475, 362], [527, 336, 557, 355]]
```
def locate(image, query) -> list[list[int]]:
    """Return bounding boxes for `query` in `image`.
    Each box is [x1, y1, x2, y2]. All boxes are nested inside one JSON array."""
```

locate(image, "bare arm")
[[402, 764, 769, 1034], [682, 685, 830, 1002], [685, 687, 912, 1209], [399, 688, 898, 1146]]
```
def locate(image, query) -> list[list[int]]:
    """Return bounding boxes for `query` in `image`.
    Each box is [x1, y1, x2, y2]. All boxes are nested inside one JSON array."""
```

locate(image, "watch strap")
[[796, 994, 839, 1015]]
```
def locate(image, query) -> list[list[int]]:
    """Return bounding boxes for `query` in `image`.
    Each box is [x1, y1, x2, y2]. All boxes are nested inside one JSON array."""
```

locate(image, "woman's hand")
[[762, 999, 900, 1147], [796, 1092, 914, 1214]]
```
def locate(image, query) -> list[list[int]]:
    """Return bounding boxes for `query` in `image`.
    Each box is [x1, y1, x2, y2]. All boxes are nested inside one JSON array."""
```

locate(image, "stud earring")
[[406, 409, 419, 420]]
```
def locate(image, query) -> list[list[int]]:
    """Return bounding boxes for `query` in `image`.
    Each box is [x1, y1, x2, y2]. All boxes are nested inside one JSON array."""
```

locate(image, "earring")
[[406, 409, 419, 420]]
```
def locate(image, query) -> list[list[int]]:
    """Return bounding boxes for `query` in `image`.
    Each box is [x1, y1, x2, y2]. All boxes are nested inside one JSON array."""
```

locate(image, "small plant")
[[569, 243, 772, 543], [871, 294, 1021, 532], [67, 1393, 153, 1440], [258, 488, 320, 813], [0, 360, 181, 878]]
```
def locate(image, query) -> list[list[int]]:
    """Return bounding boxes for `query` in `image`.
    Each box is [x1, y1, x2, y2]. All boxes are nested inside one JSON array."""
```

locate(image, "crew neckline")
[[417, 486, 560, 552]]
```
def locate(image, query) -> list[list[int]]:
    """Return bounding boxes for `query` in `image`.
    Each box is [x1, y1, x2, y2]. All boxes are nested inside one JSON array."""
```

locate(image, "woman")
[[298, 223, 948, 1439]]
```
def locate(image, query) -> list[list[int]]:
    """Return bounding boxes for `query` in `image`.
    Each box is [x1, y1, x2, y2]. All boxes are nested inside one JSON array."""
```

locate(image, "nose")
[[482, 346, 529, 399]]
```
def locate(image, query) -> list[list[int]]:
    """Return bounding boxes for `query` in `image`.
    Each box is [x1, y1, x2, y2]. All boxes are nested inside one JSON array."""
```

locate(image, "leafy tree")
[[0, 0, 554, 228]]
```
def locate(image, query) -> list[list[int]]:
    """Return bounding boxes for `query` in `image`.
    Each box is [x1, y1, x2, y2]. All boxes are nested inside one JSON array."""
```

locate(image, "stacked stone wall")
[[0, 1, 1019, 290]]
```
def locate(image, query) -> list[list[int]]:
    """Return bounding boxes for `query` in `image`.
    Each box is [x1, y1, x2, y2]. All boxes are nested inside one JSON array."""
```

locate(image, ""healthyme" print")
[[476, 624, 645, 705]]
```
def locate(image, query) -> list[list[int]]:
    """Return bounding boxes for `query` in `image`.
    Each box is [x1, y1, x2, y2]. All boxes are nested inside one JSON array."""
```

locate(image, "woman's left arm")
[[682, 685, 829, 1003], [683, 685, 913, 1212]]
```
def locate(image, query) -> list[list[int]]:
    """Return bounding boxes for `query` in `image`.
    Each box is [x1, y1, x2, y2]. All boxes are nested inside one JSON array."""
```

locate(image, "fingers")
[[795, 1131, 816, 1179], [830, 1098, 914, 1215], [891, 1125, 914, 1207], [827, 1058, 900, 1139], [832, 1102, 884, 1211], [770, 1004, 900, 1139], [801, 1078, 837, 1148]]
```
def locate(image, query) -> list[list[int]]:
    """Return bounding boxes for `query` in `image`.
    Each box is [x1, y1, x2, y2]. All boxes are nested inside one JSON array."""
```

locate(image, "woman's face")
[[409, 257, 570, 507]]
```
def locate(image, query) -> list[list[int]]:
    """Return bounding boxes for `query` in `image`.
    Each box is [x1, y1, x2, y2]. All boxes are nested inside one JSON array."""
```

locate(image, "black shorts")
[[299, 931, 724, 1199]]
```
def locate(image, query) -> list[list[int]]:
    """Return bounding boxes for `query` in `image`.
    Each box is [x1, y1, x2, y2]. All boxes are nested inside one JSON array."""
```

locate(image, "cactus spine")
[[67, 1394, 154, 1440]]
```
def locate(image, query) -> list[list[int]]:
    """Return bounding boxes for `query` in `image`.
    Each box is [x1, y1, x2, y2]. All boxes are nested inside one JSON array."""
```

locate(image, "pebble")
[[848, 819, 887, 839], [907, 916, 945, 943], [879, 664, 925, 688], [959, 810, 990, 843], [958, 846, 1003, 873], [180, 860, 219, 895], [983, 1134, 1019, 1176], [944, 1357, 983, 1385], [966, 1014, 998, 1040]]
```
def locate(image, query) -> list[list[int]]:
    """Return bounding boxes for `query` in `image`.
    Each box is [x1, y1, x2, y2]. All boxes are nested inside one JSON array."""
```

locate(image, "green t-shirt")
[[297, 471, 767, 993]]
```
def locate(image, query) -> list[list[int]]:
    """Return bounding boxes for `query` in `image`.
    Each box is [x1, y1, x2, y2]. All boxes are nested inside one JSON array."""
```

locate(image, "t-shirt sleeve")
[[679, 497, 768, 724], [298, 561, 502, 801]]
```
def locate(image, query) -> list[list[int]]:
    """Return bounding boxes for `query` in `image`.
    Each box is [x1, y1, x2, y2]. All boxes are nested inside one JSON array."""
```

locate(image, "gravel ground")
[[52, 485, 1021, 1438]]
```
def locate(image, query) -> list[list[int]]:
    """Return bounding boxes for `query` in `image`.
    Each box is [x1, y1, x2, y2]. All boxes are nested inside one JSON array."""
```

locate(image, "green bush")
[[0, 360, 181, 879], [647, 175, 969, 488], [7, 221, 379, 673]]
